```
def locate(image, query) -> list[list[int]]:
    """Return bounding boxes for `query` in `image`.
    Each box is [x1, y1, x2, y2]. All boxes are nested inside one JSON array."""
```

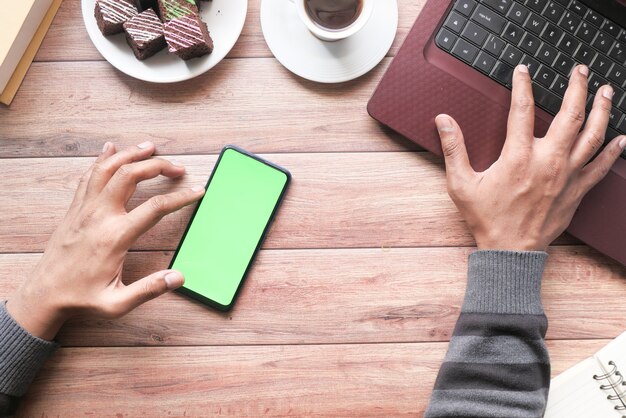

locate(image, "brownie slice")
[[157, 0, 199, 22], [94, 0, 138, 36], [164, 14, 213, 60], [123, 8, 166, 60]]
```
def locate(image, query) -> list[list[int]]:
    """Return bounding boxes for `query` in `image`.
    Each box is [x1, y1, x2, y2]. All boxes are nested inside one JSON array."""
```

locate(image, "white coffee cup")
[[289, 0, 374, 42]]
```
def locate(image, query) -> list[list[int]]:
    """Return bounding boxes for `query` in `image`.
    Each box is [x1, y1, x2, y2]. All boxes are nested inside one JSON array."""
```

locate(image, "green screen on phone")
[[171, 147, 290, 310]]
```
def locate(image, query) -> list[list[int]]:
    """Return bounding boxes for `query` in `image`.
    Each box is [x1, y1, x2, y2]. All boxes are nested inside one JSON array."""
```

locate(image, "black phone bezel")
[[170, 145, 291, 312]]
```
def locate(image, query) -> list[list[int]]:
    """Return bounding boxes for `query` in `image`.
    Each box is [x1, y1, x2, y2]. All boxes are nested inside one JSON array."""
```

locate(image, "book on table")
[[0, 0, 61, 106], [544, 331, 626, 417]]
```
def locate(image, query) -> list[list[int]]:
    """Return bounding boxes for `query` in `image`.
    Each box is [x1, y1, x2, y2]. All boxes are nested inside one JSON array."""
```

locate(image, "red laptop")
[[368, 0, 626, 265]]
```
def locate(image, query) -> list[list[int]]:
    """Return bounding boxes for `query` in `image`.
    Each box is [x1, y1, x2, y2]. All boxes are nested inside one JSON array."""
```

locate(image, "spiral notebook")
[[545, 332, 626, 417]]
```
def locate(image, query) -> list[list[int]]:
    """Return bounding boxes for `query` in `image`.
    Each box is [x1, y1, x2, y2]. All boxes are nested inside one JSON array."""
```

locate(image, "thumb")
[[117, 270, 185, 314], [435, 114, 474, 180]]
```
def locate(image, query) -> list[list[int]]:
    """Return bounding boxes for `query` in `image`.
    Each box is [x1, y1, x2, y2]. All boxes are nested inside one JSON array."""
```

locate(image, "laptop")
[[368, 0, 626, 266]]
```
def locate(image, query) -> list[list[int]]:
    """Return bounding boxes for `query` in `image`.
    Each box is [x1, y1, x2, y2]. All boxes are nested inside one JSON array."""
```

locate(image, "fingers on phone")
[[547, 65, 589, 144], [435, 114, 473, 183], [579, 135, 626, 193], [105, 158, 186, 205], [504, 65, 535, 153], [124, 187, 205, 240], [571, 85, 613, 168], [86, 142, 156, 198], [116, 270, 185, 315]]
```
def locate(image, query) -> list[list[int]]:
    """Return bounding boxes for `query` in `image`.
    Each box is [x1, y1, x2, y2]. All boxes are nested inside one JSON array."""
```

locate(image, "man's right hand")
[[435, 64, 626, 252]]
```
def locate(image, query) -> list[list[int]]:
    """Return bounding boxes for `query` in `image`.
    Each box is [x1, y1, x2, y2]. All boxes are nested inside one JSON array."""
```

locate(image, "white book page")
[[544, 357, 616, 417], [595, 332, 626, 415]]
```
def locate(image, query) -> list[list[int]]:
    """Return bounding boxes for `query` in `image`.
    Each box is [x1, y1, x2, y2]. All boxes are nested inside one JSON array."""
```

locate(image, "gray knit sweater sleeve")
[[0, 301, 58, 414], [425, 250, 550, 418]]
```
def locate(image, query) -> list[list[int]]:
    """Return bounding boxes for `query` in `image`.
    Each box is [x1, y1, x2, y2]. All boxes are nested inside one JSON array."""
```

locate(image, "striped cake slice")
[[95, 0, 138, 36], [164, 14, 213, 60], [157, 0, 199, 22], [123, 8, 166, 60]]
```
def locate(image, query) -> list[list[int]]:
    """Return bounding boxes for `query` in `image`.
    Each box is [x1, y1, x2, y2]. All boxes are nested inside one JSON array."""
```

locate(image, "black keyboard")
[[435, 0, 626, 159]]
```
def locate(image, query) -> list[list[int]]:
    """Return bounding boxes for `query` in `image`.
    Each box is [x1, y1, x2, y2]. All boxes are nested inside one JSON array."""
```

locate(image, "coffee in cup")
[[304, 0, 364, 31], [291, 0, 374, 42]]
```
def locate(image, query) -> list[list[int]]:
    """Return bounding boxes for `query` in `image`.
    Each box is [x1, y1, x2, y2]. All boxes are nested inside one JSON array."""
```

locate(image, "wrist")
[[6, 284, 68, 341]]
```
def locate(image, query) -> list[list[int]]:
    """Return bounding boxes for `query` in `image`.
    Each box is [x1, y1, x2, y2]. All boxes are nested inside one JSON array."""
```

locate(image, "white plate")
[[260, 0, 398, 84], [82, 0, 247, 83]]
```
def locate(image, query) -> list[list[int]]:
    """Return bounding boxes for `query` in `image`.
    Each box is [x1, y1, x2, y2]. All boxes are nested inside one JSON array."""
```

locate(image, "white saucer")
[[82, 0, 247, 83], [260, 0, 398, 84]]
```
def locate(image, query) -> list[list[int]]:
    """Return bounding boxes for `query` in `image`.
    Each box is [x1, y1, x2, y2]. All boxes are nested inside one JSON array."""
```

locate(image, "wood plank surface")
[[17, 339, 611, 417], [34, 0, 427, 63], [0, 59, 421, 157], [0, 152, 582, 252], [1, 247, 624, 347]]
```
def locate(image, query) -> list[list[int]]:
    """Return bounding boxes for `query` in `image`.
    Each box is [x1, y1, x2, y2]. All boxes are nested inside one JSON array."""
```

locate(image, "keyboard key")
[[501, 44, 523, 66], [506, 2, 529, 25], [474, 51, 497, 73], [553, 53, 576, 75], [588, 73, 608, 93], [575, 21, 597, 44], [542, 23, 564, 46], [462, 21, 490, 46], [502, 22, 523, 45], [568, 1, 587, 16], [602, 20, 622, 38], [520, 55, 540, 75], [472, 4, 507, 33], [613, 88, 626, 108], [617, 114, 626, 133], [592, 32, 615, 54], [590, 55, 612, 77], [491, 61, 515, 86], [436, 28, 458, 51], [525, 0, 546, 13], [519, 32, 541, 55], [452, 38, 480, 63], [524, 13, 547, 36], [607, 64, 626, 87], [552, 0, 568, 5], [532, 83, 562, 114], [536, 42, 559, 66], [574, 43, 597, 65], [584, 9, 603, 27], [544, 1, 565, 23], [484, 34, 506, 56], [559, 11, 581, 33], [609, 107, 624, 128], [553, 74, 568, 96], [535, 65, 558, 88], [609, 42, 626, 64], [482, 0, 511, 15], [444, 11, 468, 34], [454, 0, 477, 17]]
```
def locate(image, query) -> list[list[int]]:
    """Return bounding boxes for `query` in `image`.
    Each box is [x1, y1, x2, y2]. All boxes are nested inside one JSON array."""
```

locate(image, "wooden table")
[[1, 1, 625, 416]]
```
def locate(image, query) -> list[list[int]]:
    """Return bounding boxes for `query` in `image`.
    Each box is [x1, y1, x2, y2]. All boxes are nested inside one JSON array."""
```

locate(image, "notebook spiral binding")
[[593, 361, 626, 416]]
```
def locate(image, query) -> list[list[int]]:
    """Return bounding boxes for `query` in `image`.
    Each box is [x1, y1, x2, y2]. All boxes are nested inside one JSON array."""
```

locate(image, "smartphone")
[[170, 146, 291, 311]]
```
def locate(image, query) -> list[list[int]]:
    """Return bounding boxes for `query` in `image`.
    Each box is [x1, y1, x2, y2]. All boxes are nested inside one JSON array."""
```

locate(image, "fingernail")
[[164, 271, 184, 290], [102, 142, 110, 153], [192, 186, 205, 193], [603, 85, 614, 99], [517, 64, 529, 73], [579, 65, 589, 76], [137, 141, 152, 149], [435, 115, 454, 133], [620, 136, 626, 149], [170, 159, 184, 167]]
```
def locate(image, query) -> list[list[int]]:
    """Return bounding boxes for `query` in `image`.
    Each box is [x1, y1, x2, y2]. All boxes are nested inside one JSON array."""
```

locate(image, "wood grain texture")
[[0, 152, 581, 252], [0, 59, 420, 157], [1, 247, 623, 347], [34, 0, 427, 63], [16, 339, 611, 417]]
